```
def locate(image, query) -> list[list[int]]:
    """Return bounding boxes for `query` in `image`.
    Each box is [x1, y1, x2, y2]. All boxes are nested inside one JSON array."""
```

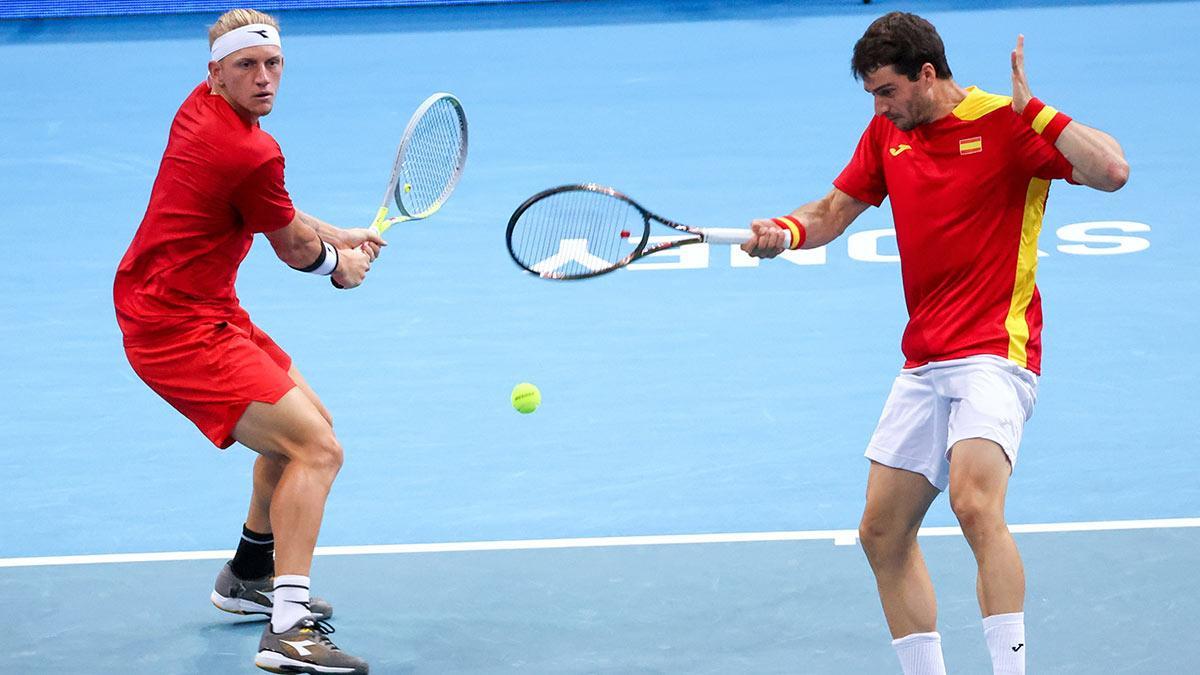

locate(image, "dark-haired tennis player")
[[114, 8, 380, 674], [744, 12, 1127, 675]]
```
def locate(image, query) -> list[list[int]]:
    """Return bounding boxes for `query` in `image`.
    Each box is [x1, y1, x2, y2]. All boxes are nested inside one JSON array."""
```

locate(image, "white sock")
[[892, 631, 947, 675], [983, 612, 1026, 674], [270, 574, 312, 633]]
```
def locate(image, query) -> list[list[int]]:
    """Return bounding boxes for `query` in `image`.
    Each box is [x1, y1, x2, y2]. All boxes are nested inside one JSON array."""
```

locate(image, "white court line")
[[2, 517, 1197, 569]]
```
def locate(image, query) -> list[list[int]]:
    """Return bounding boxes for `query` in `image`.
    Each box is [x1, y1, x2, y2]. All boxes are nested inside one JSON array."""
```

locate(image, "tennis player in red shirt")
[[114, 9, 378, 674], [744, 13, 1128, 675]]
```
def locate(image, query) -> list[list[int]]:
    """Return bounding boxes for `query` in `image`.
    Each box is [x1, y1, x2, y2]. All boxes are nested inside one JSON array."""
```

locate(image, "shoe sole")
[[211, 590, 271, 616], [211, 590, 333, 620], [255, 649, 365, 674]]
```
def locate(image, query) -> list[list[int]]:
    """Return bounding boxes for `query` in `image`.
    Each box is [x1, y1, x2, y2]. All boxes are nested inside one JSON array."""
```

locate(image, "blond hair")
[[208, 8, 280, 47]]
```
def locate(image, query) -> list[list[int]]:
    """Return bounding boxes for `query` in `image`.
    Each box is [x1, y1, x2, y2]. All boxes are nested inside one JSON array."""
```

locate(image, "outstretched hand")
[[1011, 34, 1033, 114]]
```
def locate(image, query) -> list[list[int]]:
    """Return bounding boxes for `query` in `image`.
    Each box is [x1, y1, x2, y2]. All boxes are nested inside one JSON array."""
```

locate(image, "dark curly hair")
[[851, 12, 952, 81]]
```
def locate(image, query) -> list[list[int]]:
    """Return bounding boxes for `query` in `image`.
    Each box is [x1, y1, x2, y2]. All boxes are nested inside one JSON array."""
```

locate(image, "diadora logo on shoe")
[[282, 639, 317, 656], [889, 144, 912, 157]]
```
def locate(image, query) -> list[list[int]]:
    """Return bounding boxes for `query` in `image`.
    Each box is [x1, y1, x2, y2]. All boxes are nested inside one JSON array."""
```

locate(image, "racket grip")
[[370, 206, 389, 233], [331, 277, 344, 289], [701, 228, 793, 249]]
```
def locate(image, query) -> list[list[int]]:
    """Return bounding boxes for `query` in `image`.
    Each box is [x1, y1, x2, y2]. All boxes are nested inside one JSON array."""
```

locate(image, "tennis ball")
[[511, 382, 541, 414]]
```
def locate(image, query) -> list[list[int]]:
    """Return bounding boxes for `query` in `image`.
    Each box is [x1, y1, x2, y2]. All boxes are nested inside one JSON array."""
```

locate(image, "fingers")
[[740, 220, 787, 258], [333, 246, 372, 288], [351, 246, 371, 271], [361, 241, 381, 261], [760, 228, 784, 251]]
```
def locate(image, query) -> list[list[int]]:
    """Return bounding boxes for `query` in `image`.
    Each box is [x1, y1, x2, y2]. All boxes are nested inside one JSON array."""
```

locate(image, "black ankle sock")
[[230, 524, 274, 580]]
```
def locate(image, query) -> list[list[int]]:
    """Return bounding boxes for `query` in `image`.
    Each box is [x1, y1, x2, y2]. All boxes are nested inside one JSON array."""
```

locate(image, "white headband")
[[210, 23, 282, 62]]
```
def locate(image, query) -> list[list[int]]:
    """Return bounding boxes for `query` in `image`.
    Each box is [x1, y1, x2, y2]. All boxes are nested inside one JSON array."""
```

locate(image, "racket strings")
[[509, 189, 644, 278], [398, 98, 465, 215]]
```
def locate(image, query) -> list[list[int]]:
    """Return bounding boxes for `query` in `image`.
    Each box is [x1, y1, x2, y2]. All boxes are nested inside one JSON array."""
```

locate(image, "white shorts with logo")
[[865, 355, 1039, 491]]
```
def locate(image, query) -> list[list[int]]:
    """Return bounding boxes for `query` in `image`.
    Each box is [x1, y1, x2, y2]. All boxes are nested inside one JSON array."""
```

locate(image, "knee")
[[949, 489, 1002, 536], [290, 431, 344, 477], [313, 433, 344, 474], [859, 514, 906, 561]]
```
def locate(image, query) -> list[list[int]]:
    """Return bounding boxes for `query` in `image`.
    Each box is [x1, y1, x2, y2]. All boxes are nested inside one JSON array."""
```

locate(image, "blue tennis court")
[[1, 0, 1197, 672]]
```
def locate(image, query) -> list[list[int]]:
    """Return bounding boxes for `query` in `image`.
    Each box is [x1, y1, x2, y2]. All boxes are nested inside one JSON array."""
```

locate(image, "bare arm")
[[741, 187, 871, 258], [264, 212, 324, 268], [264, 212, 373, 289], [1054, 120, 1129, 192], [1011, 34, 1129, 192], [296, 209, 386, 259]]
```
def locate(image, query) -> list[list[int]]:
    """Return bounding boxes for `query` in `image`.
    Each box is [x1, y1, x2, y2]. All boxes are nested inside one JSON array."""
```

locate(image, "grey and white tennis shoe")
[[210, 561, 333, 620], [255, 615, 369, 674]]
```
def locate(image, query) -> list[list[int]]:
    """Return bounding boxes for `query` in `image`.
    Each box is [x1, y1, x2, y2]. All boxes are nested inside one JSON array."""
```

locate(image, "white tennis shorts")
[[865, 355, 1039, 491]]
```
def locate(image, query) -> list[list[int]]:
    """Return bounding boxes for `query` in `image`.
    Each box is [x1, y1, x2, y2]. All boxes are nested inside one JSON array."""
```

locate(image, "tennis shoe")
[[211, 561, 333, 620], [255, 615, 369, 674]]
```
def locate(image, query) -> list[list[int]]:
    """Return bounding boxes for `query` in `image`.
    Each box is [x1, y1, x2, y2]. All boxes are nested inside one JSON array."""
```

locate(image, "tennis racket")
[[505, 183, 792, 280], [370, 91, 468, 234], [334, 92, 467, 287]]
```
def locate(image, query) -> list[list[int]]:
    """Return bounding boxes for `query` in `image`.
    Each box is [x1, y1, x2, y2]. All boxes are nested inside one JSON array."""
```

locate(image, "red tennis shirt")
[[114, 81, 296, 339], [834, 87, 1074, 374]]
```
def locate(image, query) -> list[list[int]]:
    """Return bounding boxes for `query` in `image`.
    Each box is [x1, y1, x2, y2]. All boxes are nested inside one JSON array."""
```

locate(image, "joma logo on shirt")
[[889, 144, 912, 157]]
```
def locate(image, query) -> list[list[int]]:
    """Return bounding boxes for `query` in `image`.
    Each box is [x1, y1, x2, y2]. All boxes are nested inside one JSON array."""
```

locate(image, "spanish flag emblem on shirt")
[[959, 136, 983, 155]]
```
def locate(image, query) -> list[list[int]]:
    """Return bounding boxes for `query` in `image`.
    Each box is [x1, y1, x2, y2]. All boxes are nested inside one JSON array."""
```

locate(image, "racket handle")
[[700, 227, 793, 249], [370, 206, 389, 233]]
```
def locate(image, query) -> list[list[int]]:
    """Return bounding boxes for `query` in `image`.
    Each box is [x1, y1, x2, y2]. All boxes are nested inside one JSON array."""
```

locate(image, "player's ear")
[[207, 60, 222, 88], [914, 62, 937, 92], [920, 62, 936, 84]]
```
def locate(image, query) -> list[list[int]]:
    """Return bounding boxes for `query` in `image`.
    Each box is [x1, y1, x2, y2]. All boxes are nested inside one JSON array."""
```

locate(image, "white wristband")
[[311, 242, 338, 276], [292, 241, 338, 276]]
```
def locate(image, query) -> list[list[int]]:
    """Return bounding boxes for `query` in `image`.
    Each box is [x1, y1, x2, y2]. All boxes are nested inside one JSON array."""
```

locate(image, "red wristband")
[[1040, 110, 1072, 144], [769, 215, 806, 250], [1021, 97, 1073, 144], [1020, 97, 1046, 124]]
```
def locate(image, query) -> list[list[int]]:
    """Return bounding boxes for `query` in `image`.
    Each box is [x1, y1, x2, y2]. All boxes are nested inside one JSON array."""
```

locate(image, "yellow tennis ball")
[[404, 183, 412, 193], [511, 382, 541, 414]]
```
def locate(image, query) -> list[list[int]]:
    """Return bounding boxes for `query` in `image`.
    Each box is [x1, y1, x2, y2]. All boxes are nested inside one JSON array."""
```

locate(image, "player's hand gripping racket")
[[334, 92, 467, 287], [505, 183, 792, 280]]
